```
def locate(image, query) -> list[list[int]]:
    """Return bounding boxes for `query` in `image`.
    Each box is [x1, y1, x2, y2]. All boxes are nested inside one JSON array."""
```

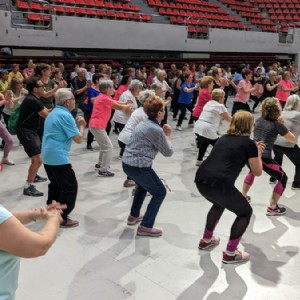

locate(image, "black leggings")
[[273, 145, 300, 185], [196, 181, 252, 240], [177, 103, 194, 126]]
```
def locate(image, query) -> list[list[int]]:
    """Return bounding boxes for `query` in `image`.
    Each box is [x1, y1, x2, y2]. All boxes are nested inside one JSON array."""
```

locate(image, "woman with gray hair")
[[42, 88, 86, 227], [151, 81, 172, 126], [89, 80, 132, 177], [118, 89, 155, 188], [112, 79, 143, 156], [270, 94, 300, 189]]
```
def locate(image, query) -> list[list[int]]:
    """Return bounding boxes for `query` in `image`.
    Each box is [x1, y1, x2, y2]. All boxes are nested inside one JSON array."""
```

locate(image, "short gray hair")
[[99, 79, 113, 92], [284, 94, 300, 111], [129, 79, 143, 91], [55, 88, 73, 105], [138, 89, 155, 106], [151, 81, 163, 91]]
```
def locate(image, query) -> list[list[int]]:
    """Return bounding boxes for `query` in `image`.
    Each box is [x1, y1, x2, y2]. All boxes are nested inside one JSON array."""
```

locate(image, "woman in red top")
[[192, 76, 214, 121]]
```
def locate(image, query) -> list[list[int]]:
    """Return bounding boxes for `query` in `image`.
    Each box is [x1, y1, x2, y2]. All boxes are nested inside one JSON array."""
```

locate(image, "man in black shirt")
[[71, 68, 88, 118], [17, 77, 49, 197]]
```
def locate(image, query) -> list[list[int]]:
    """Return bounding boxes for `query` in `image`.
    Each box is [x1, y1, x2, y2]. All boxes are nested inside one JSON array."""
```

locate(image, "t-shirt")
[[192, 88, 211, 118], [0, 205, 20, 300], [194, 101, 227, 140], [112, 90, 137, 125], [18, 94, 44, 131], [233, 72, 243, 85], [86, 87, 100, 113], [89, 94, 116, 129], [275, 110, 300, 148], [260, 80, 278, 101], [234, 80, 252, 103], [42, 106, 79, 165], [276, 79, 294, 102], [113, 85, 128, 101], [195, 135, 258, 188], [40, 79, 56, 109], [178, 82, 195, 105], [254, 117, 288, 158], [0, 80, 8, 93], [118, 107, 147, 145], [71, 77, 87, 103], [22, 68, 34, 78], [8, 72, 24, 83]]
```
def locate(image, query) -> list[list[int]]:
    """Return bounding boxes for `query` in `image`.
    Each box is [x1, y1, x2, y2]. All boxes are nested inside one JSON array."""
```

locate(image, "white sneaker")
[[1, 158, 15, 165], [176, 126, 182, 131]]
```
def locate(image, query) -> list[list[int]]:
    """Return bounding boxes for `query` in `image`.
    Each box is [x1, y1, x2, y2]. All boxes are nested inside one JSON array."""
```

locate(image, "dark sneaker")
[[127, 214, 143, 225], [291, 183, 300, 190], [98, 170, 115, 177], [198, 236, 220, 250], [34, 174, 47, 183], [137, 225, 162, 237], [86, 145, 93, 151], [222, 249, 250, 264], [95, 164, 101, 170], [60, 218, 79, 228], [266, 205, 286, 216], [23, 185, 44, 197], [269, 177, 277, 184]]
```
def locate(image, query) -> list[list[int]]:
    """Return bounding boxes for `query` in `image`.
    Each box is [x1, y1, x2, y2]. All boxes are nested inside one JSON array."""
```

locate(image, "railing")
[[10, 0, 52, 30]]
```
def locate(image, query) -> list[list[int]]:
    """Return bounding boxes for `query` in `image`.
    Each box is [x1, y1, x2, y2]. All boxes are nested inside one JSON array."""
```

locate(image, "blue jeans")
[[122, 163, 167, 228]]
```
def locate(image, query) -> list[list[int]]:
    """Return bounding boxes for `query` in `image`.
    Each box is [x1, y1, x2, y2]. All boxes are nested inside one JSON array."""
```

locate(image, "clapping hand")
[[163, 124, 172, 136], [255, 141, 265, 155], [76, 116, 86, 127]]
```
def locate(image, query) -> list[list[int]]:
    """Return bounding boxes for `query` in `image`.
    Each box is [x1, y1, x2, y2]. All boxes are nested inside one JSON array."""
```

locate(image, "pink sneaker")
[[137, 225, 162, 237], [127, 214, 143, 225], [222, 249, 250, 264], [198, 236, 220, 250]]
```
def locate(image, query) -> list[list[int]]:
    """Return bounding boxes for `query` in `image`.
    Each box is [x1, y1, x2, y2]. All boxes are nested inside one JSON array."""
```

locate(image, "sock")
[[24, 182, 32, 188], [203, 228, 213, 241], [226, 237, 242, 253]]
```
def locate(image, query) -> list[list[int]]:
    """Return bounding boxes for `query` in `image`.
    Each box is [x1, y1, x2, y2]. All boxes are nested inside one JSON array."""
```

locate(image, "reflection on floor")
[[1, 98, 300, 300]]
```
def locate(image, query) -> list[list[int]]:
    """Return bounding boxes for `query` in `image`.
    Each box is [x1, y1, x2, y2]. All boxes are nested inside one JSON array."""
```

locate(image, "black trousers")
[[231, 102, 251, 116], [160, 106, 168, 127], [44, 164, 78, 221], [84, 111, 94, 147], [273, 144, 300, 185], [177, 103, 194, 126]]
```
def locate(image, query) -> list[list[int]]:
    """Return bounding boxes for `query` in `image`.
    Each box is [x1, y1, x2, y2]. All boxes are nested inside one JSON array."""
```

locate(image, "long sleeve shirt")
[[122, 118, 173, 168]]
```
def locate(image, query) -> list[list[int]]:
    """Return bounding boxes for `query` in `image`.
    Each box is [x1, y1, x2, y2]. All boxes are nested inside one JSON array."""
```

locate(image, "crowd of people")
[[1, 58, 300, 297]]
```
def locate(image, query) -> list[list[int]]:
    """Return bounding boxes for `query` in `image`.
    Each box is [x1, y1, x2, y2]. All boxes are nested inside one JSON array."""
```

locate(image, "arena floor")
[[1, 97, 300, 300]]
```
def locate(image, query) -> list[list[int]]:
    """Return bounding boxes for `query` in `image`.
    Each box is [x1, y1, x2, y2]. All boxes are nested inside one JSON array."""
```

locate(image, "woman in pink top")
[[113, 74, 132, 101], [276, 71, 299, 109], [232, 69, 257, 115], [89, 80, 132, 177], [192, 76, 214, 120]]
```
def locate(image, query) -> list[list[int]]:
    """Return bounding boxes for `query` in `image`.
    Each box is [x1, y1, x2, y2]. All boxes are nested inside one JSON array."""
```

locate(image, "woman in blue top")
[[85, 74, 102, 151], [176, 73, 198, 131]]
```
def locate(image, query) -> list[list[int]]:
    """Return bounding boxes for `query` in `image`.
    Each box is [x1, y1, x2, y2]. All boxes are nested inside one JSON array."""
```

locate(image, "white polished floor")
[[1, 98, 300, 300]]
